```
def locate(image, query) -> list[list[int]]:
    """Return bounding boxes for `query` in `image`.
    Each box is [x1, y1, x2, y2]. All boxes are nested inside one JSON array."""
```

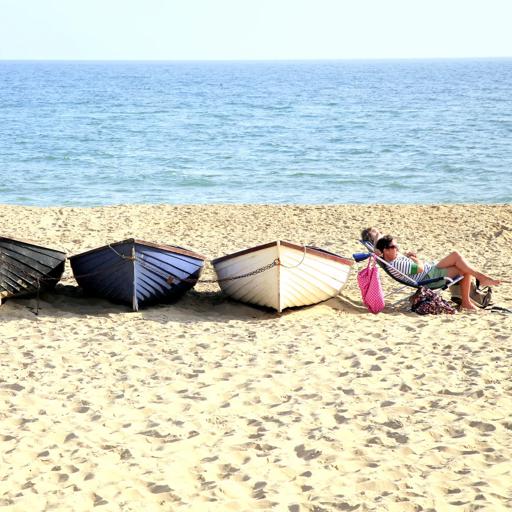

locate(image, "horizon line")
[[1, 56, 511, 63]]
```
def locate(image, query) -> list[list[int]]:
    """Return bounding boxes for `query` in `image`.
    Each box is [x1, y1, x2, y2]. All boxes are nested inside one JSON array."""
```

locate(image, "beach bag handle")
[[357, 254, 385, 314]]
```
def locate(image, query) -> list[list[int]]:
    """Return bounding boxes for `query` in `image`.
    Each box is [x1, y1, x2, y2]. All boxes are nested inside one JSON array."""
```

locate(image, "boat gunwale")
[[0, 236, 67, 257], [212, 240, 353, 266], [69, 238, 207, 262]]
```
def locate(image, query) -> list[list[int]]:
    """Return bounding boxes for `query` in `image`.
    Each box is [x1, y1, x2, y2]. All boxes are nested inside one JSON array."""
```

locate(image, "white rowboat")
[[212, 240, 353, 312]]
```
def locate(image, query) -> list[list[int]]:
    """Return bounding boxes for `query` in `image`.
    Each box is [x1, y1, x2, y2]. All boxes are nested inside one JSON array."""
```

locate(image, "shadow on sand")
[[0, 284, 382, 323]]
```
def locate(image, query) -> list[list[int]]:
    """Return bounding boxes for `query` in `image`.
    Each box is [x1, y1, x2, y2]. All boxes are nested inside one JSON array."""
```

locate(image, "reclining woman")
[[361, 227, 423, 261], [361, 227, 381, 247], [374, 234, 501, 311]]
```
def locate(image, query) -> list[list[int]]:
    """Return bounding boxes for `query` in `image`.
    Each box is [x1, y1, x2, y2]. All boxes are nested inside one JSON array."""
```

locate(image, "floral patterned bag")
[[410, 286, 456, 315]]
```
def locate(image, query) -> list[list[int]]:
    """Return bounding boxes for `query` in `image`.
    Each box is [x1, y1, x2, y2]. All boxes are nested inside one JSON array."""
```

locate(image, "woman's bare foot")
[[479, 277, 501, 287], [461, 301, 478, 311]]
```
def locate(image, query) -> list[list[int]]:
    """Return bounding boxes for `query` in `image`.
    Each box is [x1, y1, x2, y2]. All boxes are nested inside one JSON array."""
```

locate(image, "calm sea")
[[0, 59, 511, 206]]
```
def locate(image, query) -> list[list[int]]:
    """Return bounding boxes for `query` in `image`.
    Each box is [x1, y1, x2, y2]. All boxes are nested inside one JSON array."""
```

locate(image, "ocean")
[[0, 59, 511, 206]]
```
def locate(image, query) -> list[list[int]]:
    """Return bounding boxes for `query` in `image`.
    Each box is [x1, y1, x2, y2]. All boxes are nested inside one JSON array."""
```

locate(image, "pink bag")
[[357, 255, 385, 314]]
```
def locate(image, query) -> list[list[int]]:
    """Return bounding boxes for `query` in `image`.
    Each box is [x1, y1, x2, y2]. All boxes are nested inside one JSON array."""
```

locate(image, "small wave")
[[178, 178, 216, 187]]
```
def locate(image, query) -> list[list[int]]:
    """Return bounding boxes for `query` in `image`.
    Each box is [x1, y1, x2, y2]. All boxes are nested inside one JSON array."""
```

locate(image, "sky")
[[1, 0, 511, 61]]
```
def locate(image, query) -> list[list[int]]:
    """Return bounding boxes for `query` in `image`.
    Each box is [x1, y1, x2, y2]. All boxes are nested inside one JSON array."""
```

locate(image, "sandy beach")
[[1, 203, 511, 511]]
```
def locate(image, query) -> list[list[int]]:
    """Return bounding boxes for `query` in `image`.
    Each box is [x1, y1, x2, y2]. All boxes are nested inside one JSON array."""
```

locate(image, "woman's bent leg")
[[436, 251, 501, 287], [460, 274, 477, 310], [442, 266, 477, 310]]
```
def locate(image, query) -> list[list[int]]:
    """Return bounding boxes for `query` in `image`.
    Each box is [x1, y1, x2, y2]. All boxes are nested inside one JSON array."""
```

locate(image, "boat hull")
[[0, 237, 66, 304], [212, 240, 353, 312], [70, 239, 206, 311]]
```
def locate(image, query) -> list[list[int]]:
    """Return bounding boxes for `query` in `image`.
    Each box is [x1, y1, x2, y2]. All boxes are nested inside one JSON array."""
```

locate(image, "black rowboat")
[[70, 239, 206, 311], [0, 236, 66, 305]]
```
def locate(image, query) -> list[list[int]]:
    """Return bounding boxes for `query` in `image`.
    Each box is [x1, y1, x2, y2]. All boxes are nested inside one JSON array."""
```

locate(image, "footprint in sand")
[[469, 421, 496, 433], [294, 444, 322, 460]]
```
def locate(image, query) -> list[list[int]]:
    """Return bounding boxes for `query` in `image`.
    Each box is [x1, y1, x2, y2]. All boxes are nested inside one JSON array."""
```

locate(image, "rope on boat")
[[277, 245, 307, 269], [108, 244, 136, 261], [35, 277, 41, 316]]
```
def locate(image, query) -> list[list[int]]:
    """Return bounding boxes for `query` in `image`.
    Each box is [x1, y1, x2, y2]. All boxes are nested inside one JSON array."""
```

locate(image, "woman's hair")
[[375, 235, 394, 253], [361, 227, 381, 245]]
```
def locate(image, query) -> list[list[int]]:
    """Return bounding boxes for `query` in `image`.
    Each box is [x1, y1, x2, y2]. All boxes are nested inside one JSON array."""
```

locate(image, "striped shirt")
[[386, 255, 434, 283]]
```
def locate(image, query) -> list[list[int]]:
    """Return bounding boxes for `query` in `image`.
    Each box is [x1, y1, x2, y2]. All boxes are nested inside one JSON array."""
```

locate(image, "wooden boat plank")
[[282, 261, 349, 291], [89, 260, 135, 305], [226, 269, 279, 309], [137, 276, 167, 302], [281, 263, 334, 297], [0, 245, 65, 271], [220, 264, 277, 297], [136, 267, 173, 300], [0, 266, 36, 287], [0, 270, 33, 294], [137, 271, 168, 295], [282, 268, 337, 297], [281, 284, 317, 310], [139, 250, 203, 281], [135, 265, 202, 308], [0, 237, 66, 300], [87, 260, 128, 296]]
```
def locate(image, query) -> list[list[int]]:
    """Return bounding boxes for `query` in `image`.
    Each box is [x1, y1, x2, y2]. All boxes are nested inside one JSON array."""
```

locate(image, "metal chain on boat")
[[198, 259, 280, 284], [196, 245, 308, 283], [136, 255, 281, 285]]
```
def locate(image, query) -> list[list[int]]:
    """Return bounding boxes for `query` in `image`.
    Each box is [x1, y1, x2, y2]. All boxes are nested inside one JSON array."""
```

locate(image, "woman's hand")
[[407, 252, 424, 272]]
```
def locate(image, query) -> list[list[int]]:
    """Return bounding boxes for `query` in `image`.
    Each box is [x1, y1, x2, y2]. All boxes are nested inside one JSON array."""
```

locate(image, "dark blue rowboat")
[[69, 239, 206, 311], [0, 236, 66, 305]]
